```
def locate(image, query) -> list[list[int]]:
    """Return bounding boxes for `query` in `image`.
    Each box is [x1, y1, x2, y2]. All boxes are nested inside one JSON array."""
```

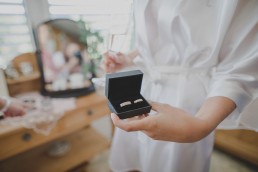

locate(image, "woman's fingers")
[[150, 101, 164, 112], [113, 52, 125, 64], [111, 113, 150, 132], [102, 53, 121, 73], [103, 56, 116, 66]]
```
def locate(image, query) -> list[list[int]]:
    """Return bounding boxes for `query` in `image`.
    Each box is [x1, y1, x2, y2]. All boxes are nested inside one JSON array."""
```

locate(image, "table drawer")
[[0, 127, 110, 172], [0, 108, 90, 161], [0, 94, 109, 161], [81, 101, 110, 123]]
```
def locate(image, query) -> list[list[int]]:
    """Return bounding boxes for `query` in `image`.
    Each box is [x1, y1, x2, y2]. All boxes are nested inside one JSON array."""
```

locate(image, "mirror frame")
[[34, 19, 95, 98]]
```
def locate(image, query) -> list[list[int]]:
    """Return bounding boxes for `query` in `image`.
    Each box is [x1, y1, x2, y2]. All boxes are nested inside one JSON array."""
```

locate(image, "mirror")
[[35, 19, 95, 98]]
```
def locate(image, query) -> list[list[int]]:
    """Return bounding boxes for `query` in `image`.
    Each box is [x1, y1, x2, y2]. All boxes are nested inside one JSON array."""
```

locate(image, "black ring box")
[[105, 70, 151, 119]]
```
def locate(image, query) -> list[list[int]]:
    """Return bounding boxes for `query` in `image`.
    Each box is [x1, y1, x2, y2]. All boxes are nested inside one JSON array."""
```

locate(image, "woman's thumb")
[[149, 101, 163, 112]]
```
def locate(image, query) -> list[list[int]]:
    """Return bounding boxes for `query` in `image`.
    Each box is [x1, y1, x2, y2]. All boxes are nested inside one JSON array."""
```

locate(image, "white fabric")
[[0, 92, 76, 135], [110, 0, 258, 172]]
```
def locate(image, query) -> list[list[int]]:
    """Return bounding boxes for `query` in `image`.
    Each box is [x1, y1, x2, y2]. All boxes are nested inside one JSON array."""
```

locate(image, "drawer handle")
[[87, 109, 93, 116], [22, 133, 32, 141]]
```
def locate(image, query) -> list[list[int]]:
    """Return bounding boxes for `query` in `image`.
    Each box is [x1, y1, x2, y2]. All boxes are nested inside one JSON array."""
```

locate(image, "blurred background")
[[0, 0, 257, 172]]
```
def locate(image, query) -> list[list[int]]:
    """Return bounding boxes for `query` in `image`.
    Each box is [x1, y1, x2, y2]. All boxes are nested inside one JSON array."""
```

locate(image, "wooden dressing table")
[[0, 53, 111, 172], [0, 93, 110, 172]]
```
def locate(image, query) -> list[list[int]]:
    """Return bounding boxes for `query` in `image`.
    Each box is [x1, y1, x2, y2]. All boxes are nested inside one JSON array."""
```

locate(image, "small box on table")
[[105, 70, 151, 119]]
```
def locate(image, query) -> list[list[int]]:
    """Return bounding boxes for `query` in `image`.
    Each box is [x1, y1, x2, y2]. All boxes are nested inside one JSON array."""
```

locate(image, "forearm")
[[110, 96, 236, 143], [193, 96, 236, 140]]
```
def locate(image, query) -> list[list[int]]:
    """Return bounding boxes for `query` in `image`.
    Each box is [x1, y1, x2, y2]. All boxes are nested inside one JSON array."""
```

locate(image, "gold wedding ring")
[[134, 99, 143, 103], [120, 101, 132, 107]]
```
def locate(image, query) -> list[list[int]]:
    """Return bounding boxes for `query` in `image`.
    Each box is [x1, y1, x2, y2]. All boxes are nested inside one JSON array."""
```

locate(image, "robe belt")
[[133, 57, 216, 84], [144, 66, 216, 84], [139, 65, 216, 104]]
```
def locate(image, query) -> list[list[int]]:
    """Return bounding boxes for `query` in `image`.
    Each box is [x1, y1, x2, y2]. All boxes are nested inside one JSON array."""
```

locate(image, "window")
[[0, 0, 34, 68], [0, 0, 134, 69], [47, 0, 134, 53]]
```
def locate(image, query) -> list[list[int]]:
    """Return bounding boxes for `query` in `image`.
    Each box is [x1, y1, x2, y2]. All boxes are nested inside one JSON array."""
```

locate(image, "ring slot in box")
[[105, 70, 151, 119]]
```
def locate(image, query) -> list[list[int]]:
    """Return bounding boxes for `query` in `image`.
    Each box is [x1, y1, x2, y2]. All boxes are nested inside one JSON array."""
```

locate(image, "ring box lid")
[[105, 70, 143, 101], [105, 70, 151, 119]]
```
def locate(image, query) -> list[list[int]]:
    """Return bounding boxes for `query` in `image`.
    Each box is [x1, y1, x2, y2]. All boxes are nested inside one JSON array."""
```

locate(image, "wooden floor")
[[83, 148, 258, 172], [0, 127, 110, 172], [215, 129, 258, 166]]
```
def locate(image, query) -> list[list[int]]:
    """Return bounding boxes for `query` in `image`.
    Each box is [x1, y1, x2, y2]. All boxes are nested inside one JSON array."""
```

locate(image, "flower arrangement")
[[77, 19, 104, 76]]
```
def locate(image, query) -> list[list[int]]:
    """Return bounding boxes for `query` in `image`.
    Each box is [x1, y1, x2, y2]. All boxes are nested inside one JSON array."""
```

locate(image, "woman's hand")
[[101, 49, 139, 73], [110, 97, 236, 142], [4, 98, 31, 117], [111, 102, 205, 142], [101, 51, 131, 73]]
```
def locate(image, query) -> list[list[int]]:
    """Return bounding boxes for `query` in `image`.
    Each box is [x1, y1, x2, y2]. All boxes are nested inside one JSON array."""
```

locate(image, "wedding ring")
[[134, 99, 143, 103], [120, 101, 132, 107]]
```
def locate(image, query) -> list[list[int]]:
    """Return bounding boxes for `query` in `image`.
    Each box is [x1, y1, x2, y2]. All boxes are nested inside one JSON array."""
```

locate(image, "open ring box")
[[105, 70, 151, 119]]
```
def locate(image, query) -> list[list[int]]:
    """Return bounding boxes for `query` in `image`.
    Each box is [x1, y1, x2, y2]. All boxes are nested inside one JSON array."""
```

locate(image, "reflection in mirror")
[[35, 19, 95, 97]]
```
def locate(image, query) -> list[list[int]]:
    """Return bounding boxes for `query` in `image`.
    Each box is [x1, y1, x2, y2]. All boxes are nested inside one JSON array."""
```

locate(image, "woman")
[[102, 0, 258, 172]]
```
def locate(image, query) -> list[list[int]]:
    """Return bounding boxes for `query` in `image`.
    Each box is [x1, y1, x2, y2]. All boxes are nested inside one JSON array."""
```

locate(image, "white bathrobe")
[[109, 0, 258, 172]]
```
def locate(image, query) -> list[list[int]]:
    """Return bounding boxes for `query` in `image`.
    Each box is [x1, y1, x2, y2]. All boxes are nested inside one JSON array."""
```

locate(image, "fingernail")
[[111, 113, 116, 120]]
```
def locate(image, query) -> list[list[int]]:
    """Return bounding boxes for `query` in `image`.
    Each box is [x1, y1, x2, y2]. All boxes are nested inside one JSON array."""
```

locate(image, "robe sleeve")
[[207, 2, 258, 115]]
